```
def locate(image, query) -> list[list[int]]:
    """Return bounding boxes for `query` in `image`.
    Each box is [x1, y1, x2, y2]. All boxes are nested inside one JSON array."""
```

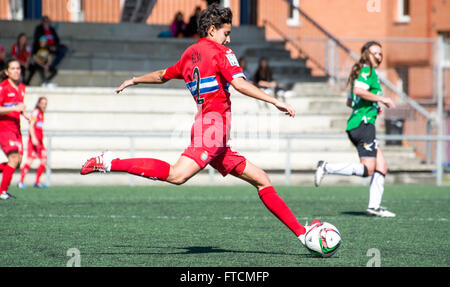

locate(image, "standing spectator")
[[25, 36, 57, 86], [184, 6, 202, 38], [11, 33, 32, 81], [253, 57, 286, 101], [0, 59, 31, 200], [18, 97, 48, 189], [170, 12, 186, 38], [0, 44, 6, 71], [32, 16, 67, 72]]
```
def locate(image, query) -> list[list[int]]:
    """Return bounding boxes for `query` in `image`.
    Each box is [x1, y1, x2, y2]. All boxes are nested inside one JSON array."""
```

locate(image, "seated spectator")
[[11, 33, 32, 81], [0, 44, 5, 72], [184, 6, 202, 38], [253, 57, 286, 101], [25, 36, 57, 86], [171, 12, 187, 38], [32, 16, 67, 71], [238, 56, 252, 82]]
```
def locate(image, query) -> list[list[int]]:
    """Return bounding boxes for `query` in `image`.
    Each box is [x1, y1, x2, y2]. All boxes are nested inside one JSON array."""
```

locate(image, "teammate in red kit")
[[81, 4, 321, 249], [0, 59, 31, 200], [18, 96, 48, 189]]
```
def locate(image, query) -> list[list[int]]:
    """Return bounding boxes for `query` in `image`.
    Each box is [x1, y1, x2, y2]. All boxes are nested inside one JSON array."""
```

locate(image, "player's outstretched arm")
[[231, 77, 295, 117], [115, 69, 169, 94], [353, 87, 396, 109]]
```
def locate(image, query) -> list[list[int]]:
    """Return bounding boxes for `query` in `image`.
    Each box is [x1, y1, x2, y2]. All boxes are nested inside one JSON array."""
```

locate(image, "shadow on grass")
[[91, 245, 315, 258], [341, 211, 367, 216]]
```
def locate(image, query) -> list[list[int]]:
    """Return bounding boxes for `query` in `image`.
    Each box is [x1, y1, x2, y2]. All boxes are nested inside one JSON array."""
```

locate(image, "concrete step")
[[26, 70, 189, 88], [14, 168, 439, 186], [26, 110, 347, 133], [0, 21, 266, 43], [40, 137, 354, 152], [13, 169, 439, 187], [25, 87, 348, 115], [20, 112, 347, 134], [18, 133, 418, 156], [31, 149, 428, 171]]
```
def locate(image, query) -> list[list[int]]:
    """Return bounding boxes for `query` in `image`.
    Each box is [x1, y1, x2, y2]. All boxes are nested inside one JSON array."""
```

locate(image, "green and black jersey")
[[346, 65, 382, 131]]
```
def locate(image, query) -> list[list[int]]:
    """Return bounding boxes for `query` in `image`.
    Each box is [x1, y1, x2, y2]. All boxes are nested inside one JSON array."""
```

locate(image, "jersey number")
[[192, 67, 204, 105]]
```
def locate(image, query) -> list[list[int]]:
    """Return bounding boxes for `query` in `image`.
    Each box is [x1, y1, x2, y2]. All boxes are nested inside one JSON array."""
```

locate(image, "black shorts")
[[346, 123, 378, 158]]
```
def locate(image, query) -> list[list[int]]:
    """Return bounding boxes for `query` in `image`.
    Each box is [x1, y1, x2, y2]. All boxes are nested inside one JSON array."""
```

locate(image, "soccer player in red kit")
[[0, 59, 31, 200], [18, 97, 48, 189], [81, 4, 321, 249]]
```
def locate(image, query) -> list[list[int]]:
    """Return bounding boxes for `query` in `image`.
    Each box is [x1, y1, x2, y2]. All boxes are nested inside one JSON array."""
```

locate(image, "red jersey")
[[11, 43, 31, 64], [30, 108, 44, 141], [0, 79, 25, 134], [163, 38, 245, 119]]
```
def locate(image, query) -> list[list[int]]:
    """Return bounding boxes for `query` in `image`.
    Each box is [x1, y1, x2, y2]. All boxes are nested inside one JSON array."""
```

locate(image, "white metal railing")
[[39, 131, 450, 187]]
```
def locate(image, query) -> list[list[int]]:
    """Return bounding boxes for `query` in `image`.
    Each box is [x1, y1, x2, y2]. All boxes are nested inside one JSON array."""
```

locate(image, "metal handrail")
[[283, 0, 432, 120], [262, 19, 332, 80], [35, 131, 448, 186]]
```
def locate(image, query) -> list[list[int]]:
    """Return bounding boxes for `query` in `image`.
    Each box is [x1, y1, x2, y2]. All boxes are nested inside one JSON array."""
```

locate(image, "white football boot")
[[0, 191, 16, 200], [366, 206, 396, 217], [298, 219, 322, 246], [314, 160, 327, 187]]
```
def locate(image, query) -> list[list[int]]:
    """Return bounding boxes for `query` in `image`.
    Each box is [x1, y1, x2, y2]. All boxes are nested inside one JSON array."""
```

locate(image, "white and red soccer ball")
[[304, 222, 342, 257]]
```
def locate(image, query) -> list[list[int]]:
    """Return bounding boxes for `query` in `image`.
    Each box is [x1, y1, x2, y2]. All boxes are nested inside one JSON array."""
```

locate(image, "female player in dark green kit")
[[315, 41, 396, 217]]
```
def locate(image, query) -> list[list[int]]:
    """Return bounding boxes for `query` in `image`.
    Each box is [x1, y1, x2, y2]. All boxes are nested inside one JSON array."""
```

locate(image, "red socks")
[[110, 158, 170, 181], [20, 164, 30, 182], [20, 164, 45, 184], [1, 164, 15, 192], [258, 186, 306, 237], [35, 164, 46, 184]]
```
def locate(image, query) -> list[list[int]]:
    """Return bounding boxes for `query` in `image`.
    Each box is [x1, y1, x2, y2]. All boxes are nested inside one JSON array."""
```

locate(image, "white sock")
[[325, 162, 366, 177], [368, 171, 385, 209]]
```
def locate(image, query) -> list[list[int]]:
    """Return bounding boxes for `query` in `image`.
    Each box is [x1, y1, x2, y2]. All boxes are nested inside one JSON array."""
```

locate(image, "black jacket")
[[32, 24, 60, 54]]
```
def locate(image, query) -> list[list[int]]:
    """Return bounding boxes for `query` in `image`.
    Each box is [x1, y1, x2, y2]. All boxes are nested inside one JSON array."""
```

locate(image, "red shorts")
[[0, 131, 23, 155], [182, 145, 246, 177], [27, 139, 47, 160], [182, 121, 246, 177]]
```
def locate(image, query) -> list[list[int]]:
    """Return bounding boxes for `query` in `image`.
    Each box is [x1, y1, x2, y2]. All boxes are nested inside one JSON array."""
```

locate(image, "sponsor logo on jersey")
[[226, 53, 239, 66], [361, 72, 369, 80]]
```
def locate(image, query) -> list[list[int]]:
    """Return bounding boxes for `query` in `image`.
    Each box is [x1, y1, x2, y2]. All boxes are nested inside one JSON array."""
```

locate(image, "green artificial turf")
[[0, 184, 448, 267]]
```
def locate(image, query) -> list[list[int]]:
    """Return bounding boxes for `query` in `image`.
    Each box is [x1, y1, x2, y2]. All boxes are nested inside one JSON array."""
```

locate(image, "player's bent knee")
[[253, 170, 272, 190], [363, 165, 375, 177], [171, 177, 188, 185], [166, 170, 191, 185], [377, 167, 388, 175]]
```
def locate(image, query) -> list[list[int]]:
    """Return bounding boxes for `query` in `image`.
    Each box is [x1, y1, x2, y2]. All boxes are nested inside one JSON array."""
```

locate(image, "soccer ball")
[[304, 222, 342, 257]]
